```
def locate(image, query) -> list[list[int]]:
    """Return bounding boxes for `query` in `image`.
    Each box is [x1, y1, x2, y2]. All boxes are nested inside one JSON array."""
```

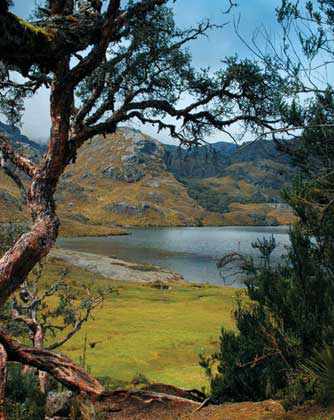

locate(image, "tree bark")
[[0, 344, 7, 420], [0, 330, 103, 397], [0, 57, 71, 306], [33, 325, 48, 394]]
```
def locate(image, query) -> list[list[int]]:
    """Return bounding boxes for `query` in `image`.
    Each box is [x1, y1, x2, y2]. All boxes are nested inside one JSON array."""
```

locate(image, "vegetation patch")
[[42, 258, 238, 390]]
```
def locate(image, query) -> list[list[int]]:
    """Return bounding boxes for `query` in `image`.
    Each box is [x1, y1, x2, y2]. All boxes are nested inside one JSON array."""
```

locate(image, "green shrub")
[[5, 364, 46, 420], [201, 226, 334, 403]]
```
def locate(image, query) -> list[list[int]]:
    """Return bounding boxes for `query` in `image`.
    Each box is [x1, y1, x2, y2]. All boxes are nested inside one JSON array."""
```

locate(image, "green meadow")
[[43, 258, 239, 391]]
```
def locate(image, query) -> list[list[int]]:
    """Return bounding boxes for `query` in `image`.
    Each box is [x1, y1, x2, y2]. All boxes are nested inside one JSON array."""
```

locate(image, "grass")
[[41, 257, 239, 391]]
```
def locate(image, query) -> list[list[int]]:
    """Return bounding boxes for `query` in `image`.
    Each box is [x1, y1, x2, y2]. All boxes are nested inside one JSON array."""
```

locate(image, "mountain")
[[0, 121, 45, 161], [0, 122, 44, 224], [164, 138, 295, 226], [0, 124, 295, 234], [164, 142, 237, 178], [56, 128, 207, 230]]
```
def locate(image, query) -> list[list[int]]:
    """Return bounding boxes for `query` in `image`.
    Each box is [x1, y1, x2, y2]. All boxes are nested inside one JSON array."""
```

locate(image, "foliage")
[[202, 105, 334, 402], [5, 363, 46, 420], [201, 223, 334, 403], [199, 0, 334, 405], [2, 262, 107, 352], [303, 346, 334, 406]]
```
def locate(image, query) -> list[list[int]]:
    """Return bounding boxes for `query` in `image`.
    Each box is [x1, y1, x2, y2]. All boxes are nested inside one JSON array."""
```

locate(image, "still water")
[[58, 226, 290, 286]]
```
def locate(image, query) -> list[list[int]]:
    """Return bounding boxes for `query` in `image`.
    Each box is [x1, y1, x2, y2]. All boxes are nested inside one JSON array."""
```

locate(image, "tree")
[[202, 226, 334, 402], [0, 0, 288, 398], [2, 264, 105, 393]]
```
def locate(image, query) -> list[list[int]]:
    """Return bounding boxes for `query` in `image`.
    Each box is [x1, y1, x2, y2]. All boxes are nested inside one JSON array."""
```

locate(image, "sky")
[[9, 0, 282, 144]]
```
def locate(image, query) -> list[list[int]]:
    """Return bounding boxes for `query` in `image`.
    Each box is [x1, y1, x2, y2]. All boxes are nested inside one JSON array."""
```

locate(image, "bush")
[[201, 226, 334, 403], [5, 364, 46, 420]]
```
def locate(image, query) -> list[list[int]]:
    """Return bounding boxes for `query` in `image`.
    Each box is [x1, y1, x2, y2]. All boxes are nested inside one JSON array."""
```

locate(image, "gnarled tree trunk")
[[0, 36, 102, 397], [0, 344, 7, 420]]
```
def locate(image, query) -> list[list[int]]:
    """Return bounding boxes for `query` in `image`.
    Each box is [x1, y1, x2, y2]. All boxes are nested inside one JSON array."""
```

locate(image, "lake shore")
[[58, 226, 290, 286], [51, 248, 185, 284]]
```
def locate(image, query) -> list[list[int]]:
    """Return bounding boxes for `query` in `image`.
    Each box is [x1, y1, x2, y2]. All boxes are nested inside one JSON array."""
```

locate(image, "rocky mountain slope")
[[56, 128, 207, 229], [0, 122, 295, 234], [165, 138, 295, 225]]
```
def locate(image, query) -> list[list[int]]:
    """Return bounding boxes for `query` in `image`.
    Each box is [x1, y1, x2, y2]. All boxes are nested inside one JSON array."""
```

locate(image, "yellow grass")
[[42, 258, 239, 390]]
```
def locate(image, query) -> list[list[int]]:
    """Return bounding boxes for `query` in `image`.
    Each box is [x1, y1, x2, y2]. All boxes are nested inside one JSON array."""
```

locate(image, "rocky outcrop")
[[102, 128, 165, 183], [102, 164, 145, 183], [104, 201, 154, 216], [164, 142, 237, 178]]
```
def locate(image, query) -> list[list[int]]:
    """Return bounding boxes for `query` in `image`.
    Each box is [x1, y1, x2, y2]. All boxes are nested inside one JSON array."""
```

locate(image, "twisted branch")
[[0, 329, 103, 397]]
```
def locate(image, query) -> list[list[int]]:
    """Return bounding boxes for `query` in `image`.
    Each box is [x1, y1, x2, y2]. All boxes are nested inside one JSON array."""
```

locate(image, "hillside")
[[0, 122, 295, 233], [166, 139, 295, 226], [56, 128, 207, 229]]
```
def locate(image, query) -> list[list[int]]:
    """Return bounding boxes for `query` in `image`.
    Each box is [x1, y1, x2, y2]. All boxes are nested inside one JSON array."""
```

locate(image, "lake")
[[58, 226, 290, 286]]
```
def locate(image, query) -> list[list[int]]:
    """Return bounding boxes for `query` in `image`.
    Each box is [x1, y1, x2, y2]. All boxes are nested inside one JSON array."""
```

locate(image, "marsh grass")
[[42, 257, 239, 390]]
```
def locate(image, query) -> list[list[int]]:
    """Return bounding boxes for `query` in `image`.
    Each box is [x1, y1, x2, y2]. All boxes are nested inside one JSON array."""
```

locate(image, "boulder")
[[45, 391, 73, 418]]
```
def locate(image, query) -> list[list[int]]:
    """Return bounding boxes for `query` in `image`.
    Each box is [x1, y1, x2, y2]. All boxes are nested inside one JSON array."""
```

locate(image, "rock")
[[104, 201, 152, 216], [136, 138, 158, 155], [144, 178, 161, 188], [102, 130, 164, 184], [102, 165, 145, 183], [46, 391, 73, 418], [69, 213, 90, 224], [147, 191, 164, 204]]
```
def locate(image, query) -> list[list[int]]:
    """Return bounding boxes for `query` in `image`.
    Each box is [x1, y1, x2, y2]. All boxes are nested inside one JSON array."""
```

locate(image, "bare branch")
[[47, 296, 103, 351], [0, 134, 37, 178]]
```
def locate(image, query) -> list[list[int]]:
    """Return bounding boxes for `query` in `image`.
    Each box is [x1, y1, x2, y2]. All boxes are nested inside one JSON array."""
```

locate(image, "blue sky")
[[11, 0, 282, 143]]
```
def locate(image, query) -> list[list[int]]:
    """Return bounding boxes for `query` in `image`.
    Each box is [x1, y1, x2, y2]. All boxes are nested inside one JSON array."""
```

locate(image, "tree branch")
[[0, 134, 37, 178], [67, 0, 168, 88], [0, 10, 103, 74], [47, 297, 103, 351], [0, 329, 103, 397]]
